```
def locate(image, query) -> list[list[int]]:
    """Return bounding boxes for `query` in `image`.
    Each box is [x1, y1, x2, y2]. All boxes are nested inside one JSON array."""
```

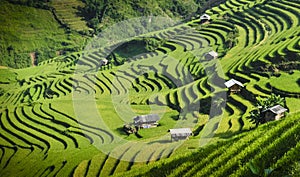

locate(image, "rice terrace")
[[0, 0, 300, 176]]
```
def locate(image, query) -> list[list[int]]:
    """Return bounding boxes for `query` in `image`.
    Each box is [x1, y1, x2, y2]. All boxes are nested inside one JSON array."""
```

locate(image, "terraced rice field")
[[118, 112, 300, 177], [0, 0, 299, 176], [49, 0, 90, 32]]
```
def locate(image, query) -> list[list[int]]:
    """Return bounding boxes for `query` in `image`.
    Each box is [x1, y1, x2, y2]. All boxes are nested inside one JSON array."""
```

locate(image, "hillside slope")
[[0, 0, 210, 69], [0, 0, 86, 68], [0, 0, 299, 176], [113, 112, 300, 177]]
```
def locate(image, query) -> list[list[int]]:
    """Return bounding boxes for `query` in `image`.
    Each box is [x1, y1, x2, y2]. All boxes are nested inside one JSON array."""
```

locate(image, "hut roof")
[[265, 105, 287, 115], [100, 59, 109, 65], [169, 128, 192, 135], [224, 79, 244, 88], [207, 50, 218, 58], [133, 114, 160, 124], [200, 14, 211, 20]]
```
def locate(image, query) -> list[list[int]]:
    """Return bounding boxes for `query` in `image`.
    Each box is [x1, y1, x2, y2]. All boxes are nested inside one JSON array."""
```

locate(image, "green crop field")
[[0, 0, 300, 176], [49, 0, 90, 33]]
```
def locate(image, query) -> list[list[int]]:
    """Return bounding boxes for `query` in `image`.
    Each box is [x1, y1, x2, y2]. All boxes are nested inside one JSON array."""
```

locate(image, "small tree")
[[247, 94, 286, 127], [247, 109, 261, 127], [256, 93, 285, 110], [249, 160, 274, 177]]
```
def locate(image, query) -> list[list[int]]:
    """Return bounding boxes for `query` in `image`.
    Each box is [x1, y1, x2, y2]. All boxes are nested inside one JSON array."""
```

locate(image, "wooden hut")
[[100, 59, 109, 66], [262, 105, 287, 122], [169, 128, 192, 141], [200, 14, 211, 22], [224, 79, 244, 94], [204, 50, 218, 60], [133, 114, 160, 128]]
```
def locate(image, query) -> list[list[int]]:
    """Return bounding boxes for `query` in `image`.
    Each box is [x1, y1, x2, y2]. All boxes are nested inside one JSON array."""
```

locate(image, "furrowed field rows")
[[226, 96, 248, 130], [263, 6, 289, 33], [148, 78, 211, 113], [0, 74, 78, 105], [116, 112, 300, 177], [221, 102, 239, 131], [230, 15, 260, 46], [204, 21, 235, 34], [197, 28, 227, 49], [75, 26, 211, 71], [231, 118, 300, 176], [50, 0, 89, 32], [272, 139, 300, 175], [207, 0, 265, 16], [130, 74, 164, 94], [73, 137, 179, 176], [167, 142, 234, 177], [269, 2, 298, 28], [183, 129, 264, 176], [38, 53, 80, 71], [116, 111, 299, 176], [83, 74, 111, 94], [0, 111, 34, 149], [1, 103, 114, 150], [31, 105, 77, 146], [74, 51, 199, 104], [0, 147, 42, 176], [0, 101, 115, 176], [1, 0, 300, 176], [219, 0, 300, 102], [48, 103, 115, 144], [250, 9, 279, 35]]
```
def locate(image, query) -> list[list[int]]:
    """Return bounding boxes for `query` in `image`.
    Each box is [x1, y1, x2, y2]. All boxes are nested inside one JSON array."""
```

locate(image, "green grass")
[[270, 71, 300, 93], [0, 1, 86, 68]]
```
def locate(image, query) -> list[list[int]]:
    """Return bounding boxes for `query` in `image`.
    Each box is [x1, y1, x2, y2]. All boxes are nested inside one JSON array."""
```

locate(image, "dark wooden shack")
[[133, 114, 160, 128], [204, 50, 218, 60], [169, 128, 192, 141], [262, 105, 287, 122], [200, 13, 211, 23], [224, 79, 244, 94]]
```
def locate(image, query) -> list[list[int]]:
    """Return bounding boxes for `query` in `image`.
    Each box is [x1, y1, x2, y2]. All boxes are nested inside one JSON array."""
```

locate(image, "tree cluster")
[[247, 94, 286, 127], [80, 0, 107, 32], [0, 46, 31, 68], [80, 0, 201, 34]]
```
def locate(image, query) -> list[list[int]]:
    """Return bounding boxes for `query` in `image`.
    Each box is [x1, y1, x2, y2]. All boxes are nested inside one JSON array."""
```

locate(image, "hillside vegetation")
[[0, 0, 299, 176], [80, 0, 199, 32], [49, 0, 91, 33], [0, 0, 87, 68], [0, 0, 209, 68]]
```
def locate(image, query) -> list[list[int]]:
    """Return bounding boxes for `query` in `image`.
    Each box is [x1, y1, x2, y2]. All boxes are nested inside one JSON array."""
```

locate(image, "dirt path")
[[0, 66, 8, 69], [30, 52, 36, 67]]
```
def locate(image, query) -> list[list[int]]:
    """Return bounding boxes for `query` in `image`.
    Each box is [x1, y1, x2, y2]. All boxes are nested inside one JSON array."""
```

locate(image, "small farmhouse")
[[262, 105, 288, 122], [169, 128, 192, 141], [100, 59, 109, 66], [204, 50, 218, 60], [200, 14, 211, 22], [133, 114, 160, 128], [224, 79, 244, 94]]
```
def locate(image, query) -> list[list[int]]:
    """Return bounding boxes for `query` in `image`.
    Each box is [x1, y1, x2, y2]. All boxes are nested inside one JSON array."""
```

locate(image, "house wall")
[[275, 113, 284, 120], [205, 54, 215, 60], [230, 84, 241, 94], [136, 122, 158, 128], [265, 112, 276, 122], [171, 133, 192, 140], [264, 112, 285, 122]]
